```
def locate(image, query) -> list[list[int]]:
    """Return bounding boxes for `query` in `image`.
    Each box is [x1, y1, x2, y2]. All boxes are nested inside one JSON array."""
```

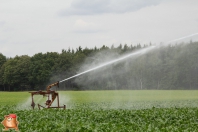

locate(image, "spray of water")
[[60, 46, 156, 83], [16, 97, 32, 110], [167, 33, 198, 43], [16, 96, 46, 110], [59, 33, 198, 83]]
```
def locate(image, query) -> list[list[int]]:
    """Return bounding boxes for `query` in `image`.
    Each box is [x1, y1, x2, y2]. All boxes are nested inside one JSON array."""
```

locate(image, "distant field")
[[0, 92, 30, 105], [1, 90, 198, 106], [63, 90, 198, 102]]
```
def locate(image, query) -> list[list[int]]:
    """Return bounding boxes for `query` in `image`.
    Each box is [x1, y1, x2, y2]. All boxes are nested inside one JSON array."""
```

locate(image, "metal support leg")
[[57, 94, 60, 108]]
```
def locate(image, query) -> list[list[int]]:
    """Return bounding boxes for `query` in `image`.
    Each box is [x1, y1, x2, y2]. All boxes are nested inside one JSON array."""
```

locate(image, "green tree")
[[0, 53, 6, 90], [2, 55, 31, 91], [29, 52, 59, 90], [0, 53, 6, 68]]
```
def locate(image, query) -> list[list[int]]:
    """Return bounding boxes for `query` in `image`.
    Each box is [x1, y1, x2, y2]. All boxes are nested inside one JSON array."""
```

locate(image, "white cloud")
[[59, 0, 165, 16]]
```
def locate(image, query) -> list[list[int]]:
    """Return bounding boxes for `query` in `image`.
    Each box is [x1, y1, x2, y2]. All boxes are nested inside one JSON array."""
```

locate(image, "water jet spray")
[[167, 33, 198, 43], [59, 46, 156, 83], [59, 33, 198, 83]]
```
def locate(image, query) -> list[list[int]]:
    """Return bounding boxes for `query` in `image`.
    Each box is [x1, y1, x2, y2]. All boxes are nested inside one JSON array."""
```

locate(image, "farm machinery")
[[29, 81, 66, 110]]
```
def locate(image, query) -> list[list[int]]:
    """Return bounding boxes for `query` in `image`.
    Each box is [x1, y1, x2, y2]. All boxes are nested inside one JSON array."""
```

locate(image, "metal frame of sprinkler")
[[29, 81, 66, 110]]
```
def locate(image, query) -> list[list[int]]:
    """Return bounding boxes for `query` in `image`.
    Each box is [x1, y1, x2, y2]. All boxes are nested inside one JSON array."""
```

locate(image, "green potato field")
[[1, 90, 198, 131]]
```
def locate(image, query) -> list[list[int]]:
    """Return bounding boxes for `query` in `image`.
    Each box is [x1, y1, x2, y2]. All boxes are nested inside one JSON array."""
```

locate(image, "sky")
[[0, 0, 198, 57]]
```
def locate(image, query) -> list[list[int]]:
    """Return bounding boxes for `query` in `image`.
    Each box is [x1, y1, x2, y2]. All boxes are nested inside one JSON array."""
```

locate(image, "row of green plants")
[[1, 103, 198, 131]]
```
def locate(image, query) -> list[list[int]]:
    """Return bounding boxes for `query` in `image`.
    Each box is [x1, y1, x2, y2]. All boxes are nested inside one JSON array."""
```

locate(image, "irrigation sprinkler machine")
[[29, 81, 66, 110], [28, 34, 198, 110]]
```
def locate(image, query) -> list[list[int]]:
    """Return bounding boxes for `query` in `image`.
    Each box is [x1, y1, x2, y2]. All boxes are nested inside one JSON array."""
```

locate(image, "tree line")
[[0, 42, 197, 91]]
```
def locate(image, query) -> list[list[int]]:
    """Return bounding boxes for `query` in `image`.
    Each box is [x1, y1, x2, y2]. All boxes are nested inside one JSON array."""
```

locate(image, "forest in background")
[[0, 41, 198, 91]]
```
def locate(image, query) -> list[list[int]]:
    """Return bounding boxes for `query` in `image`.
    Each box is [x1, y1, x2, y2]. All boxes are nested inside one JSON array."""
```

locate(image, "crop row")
[[1, 103, 198, 131]]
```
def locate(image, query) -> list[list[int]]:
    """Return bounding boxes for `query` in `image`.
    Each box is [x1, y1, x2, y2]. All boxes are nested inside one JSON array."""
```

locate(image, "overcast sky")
[[0, 0, 198, 57]]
